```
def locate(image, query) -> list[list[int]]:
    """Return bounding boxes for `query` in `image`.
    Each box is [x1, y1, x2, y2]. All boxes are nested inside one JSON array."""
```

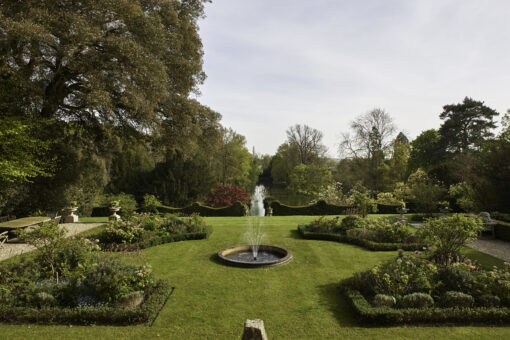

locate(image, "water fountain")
[[249, 185, 266, 217], [217, 185, 293, 268]]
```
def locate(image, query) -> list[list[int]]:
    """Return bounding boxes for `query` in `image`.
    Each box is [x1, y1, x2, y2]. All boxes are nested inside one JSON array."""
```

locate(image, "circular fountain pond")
[[218, 244, 293, 268]]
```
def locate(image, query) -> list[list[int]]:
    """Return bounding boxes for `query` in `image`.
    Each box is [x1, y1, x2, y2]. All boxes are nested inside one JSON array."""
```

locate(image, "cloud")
[[198, 0, 510, 155]]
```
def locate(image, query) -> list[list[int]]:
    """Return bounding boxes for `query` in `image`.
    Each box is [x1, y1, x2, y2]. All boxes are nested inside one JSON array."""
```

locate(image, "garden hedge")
[[494, 220, 510, 242], [156, 201, 246, 216], [267, 200, 352, 216], [92, 201, 247, 217], [297, 225, 425, 251], [101, 226, 213, 252], [341, 288, 510, 325], [0, 280, 173, 325]]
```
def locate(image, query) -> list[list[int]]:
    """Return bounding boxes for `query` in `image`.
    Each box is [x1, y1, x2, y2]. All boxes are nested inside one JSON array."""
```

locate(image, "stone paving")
[[0, 222, 102, 261], [467, 238, 510, 263]]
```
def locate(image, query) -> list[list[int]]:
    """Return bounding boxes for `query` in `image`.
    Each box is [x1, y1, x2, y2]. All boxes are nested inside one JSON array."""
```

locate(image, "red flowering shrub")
[[205, 186, 250, 207]]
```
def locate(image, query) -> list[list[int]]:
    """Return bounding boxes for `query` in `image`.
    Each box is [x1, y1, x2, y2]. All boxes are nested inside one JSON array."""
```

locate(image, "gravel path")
[[467, 238, 510, 263], [0, 222, 103, 262]]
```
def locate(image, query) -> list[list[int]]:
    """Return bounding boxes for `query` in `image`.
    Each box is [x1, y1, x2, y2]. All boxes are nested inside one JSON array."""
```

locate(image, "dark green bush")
[[478, 294, 501, 308], [435, 265, 476, 294], [441, 291, 474, 308], [399, 293, 434, 308], [373, 294, 396, 307], [340, 215, 362, 230]]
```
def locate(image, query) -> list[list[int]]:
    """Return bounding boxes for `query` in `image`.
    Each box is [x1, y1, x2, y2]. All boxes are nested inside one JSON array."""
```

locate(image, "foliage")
[[96, 193, 138, 217], [0, 117, 55, 183], [416, 214, 483, 265], [288, 164, 333, 197], [449, 182, 477, 212], [389, 132, 410, 182], [215, 128, 254, 189], [18, 221, 68, 282], [101, 219, 145, 245], [286, 124, 327, 165], [303, 216, 342, 234], [142, 194, 161, 213], [205, 186, 250, 207], [313, 182, 344, 205], [406, 169, 446, 215], [439, 97, 499, 153], [399, 293, 434, 309], [158, 201, 247, 217], [440, 291, 474, 308], [408, 129, 443, 173], [373, 294, 396, 307], [348, 190, 377, 218], [269, 199, 349, 216]]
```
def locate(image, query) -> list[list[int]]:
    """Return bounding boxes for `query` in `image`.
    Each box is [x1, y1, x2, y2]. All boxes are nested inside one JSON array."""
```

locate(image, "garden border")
[[341, 287, 510, 325], [297, 225, 426, 251], [0, 280, 173, 326], [100, 226, 213, 252]]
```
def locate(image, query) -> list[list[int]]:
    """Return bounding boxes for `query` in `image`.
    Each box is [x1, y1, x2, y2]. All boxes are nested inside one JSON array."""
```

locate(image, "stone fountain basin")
[[218, 244, 293, 268]]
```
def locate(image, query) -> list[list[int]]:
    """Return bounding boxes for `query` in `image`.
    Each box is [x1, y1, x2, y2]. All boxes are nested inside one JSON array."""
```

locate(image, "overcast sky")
[[197, 0, 510, 156]]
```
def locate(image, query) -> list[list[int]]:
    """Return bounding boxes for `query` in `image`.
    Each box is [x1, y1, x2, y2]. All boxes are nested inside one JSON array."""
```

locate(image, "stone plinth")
[[242, 319, 268, 340]]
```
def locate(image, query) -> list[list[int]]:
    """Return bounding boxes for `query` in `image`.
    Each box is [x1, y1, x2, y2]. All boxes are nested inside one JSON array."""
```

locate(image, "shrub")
[[341, 215, 362, 230], [268, 199, 350, 216], [478, 294, 501, 308], [303, 216, 341, 233], [399, 293, 434, 308], [101, 219, 144, 244], [373, 294, 396, 307], [435, 265, 476, 294], [141, 194, 161, 213], [441, 291, 474, 308], [205, 186, 250, 207], [416, 214, 483, 265]]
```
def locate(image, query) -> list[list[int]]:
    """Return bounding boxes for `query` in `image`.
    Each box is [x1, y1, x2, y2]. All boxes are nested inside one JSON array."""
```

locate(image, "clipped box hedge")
[[268, 199, 352, 216], [157, 201, 246, 217], [297, 225, 425, 251], [102, 226, 213, 252], [0, 280, 173, 325], [494, 220, 510, 242], [341, 288, 510, 325]]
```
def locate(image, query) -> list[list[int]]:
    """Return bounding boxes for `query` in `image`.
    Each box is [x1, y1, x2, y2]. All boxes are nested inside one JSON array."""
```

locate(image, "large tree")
[[286, 124, 327, 165], [439, 97, 499, 153]]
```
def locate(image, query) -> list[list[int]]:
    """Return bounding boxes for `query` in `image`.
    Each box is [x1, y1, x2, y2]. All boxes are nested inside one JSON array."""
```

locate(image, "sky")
[[196, 0, 510, 156]]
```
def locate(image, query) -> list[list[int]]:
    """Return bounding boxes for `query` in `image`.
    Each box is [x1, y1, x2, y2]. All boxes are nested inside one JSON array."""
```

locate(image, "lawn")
[[1, 216, 508, 339]]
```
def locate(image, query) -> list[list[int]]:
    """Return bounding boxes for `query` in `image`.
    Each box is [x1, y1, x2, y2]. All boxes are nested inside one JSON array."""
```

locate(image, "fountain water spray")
[[244, 217, 265, 261], [250, 185, 266, 217]]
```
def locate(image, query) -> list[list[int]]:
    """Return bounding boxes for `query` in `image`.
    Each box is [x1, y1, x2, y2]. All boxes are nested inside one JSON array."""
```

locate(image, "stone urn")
[[267, 207, 273, 217], [395, 207, 409, 223], [109, 206, 121, 221], [63, 206, 79, 223]]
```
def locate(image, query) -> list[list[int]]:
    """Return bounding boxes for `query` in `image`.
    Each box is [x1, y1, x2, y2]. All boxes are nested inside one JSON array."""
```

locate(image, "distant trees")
[[288, 164, 333, 197], [286, 124, 327, 165], [439, 97, 499, 153]]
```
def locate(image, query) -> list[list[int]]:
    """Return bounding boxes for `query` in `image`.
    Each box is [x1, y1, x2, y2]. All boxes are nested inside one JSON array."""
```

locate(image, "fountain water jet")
[[250, 185, 266, 217]]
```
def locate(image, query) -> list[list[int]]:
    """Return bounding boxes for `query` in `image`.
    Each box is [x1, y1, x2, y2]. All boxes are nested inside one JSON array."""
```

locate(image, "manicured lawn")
[[79, 216, 108, 223], [1, 216, 508, 339]]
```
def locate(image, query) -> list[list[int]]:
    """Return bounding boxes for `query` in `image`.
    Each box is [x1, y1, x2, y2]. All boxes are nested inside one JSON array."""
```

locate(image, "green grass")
[[79, 217, 108, 223], [1, 215, 509, 339]]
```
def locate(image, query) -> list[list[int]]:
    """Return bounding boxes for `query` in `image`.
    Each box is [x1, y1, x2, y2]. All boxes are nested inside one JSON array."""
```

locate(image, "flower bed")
[[340, 252, 510, 325], [0, 222, 172, 325], [97, 213, 212, 251], [298, 216, 425, 251]]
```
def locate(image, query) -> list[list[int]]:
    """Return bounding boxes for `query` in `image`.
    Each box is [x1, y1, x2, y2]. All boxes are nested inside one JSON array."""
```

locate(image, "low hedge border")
[[101, 226, 213, 252], [157, 201, 246, 217], [341, 287, 510, 325], [494, 220, 510, 242], [0, 280, 173, 325], [268, 200, 352, 216], [297, 226, 425, 251]]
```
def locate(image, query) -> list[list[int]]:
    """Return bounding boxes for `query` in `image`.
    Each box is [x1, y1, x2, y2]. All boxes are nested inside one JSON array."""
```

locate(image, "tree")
[[215, 128, 253, 189], [286, 124, 327, 165], [205, 186, 250, 207], [408, 129, 442, 173], [339, 108, 396, 190], [389, 132, 410, 182], [288, 164, 333, 197], [407, 169, 446, 215], [270, 143, 300, 186], [0, 117, 54, 183], [339, 108, 396, 159], [439, 97, 499, 153]]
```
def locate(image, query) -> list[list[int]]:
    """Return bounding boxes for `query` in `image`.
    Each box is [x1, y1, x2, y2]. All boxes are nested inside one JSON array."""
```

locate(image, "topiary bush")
[[440, 291, 474, 308], [399, 293, 434, 309], [373, 294, 396, 307], [478, 294, 501, 308]]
